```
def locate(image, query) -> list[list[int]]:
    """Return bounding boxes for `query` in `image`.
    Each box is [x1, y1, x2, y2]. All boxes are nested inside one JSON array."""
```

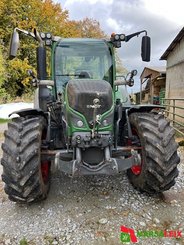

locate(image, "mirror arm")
[[125, 30, 147, 42], [114, 80, 127, 86], [15, 27, 44, 46], [15, 27, 35, 39]]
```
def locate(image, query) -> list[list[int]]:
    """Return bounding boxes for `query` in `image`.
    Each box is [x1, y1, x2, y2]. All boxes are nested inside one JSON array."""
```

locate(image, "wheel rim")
[[131, 165, 142, 175], [128, 128, 142, 175], [41, 161, 50, 183], [41, 128, 50, 183]]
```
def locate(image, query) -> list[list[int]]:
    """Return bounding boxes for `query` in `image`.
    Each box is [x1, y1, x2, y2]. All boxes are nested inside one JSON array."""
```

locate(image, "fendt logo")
[[86, 98, 101, 109], [120, 225, 183, 243]]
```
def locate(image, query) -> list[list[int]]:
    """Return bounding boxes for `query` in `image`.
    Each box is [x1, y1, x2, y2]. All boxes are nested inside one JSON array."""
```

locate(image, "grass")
[[0, 118, 10, 124], [19, 238, 28, 245]]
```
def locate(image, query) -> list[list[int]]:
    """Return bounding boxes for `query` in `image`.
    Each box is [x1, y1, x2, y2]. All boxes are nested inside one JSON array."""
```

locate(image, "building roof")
[[160, 27, 184, 60], [140, 66, 166, 79], [147, 66, 166, 73]]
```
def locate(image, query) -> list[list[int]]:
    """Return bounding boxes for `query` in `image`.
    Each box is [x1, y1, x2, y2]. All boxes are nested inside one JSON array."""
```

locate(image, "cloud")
[[109, 1, 179, 61], [106, 18, 121, 33], [54, 0, 183, 91], [64, 0, 113, 5], [60, 0, 182, 57]]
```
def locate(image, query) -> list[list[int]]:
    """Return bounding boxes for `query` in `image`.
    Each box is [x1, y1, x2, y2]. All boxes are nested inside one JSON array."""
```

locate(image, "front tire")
[[1, 116, 50, 203], [127, 112, 180, 193]]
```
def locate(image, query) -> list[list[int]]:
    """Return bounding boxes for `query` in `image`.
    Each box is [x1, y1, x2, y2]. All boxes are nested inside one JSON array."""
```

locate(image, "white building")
[[160, 27, 184, 125]]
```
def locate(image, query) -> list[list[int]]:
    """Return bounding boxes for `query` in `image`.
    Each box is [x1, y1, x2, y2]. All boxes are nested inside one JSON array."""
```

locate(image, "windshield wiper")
[[55, 74, 76, 76]]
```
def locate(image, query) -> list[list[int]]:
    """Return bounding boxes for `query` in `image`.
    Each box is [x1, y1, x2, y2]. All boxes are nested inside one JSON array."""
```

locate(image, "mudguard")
[[127, 104, 165, 114], [9, 108, 46, 118]]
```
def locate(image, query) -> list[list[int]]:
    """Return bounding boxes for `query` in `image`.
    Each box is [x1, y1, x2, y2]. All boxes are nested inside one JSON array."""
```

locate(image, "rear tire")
[[127, 112, 180, 193], [1, 116, 50, 203]]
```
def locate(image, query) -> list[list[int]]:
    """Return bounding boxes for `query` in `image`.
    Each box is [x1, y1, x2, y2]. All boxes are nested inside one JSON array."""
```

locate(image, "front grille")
[[67, 79, 113, 123]]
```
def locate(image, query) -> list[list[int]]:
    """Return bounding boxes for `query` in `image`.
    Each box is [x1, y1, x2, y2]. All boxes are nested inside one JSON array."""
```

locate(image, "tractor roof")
[[56, 38, 108, 45]]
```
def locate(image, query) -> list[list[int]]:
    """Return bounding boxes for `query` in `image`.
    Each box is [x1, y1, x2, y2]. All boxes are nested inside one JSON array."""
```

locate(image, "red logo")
[[121, 226, 138, 243]]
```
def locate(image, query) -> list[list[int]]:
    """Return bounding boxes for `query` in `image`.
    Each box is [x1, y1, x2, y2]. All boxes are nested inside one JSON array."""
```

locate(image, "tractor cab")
[[54, 39, 114, 93]]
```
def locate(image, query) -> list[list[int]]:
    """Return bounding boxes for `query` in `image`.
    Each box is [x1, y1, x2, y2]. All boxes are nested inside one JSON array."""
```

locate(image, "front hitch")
[[54, 146, 142, 176]]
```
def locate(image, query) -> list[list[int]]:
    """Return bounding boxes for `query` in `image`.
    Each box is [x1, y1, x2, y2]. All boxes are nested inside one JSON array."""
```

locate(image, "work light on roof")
[[40, 32, 45, 39], [120, 34, 125, 41], [114, 34, 120, 40], [46, 33, 51, 39]]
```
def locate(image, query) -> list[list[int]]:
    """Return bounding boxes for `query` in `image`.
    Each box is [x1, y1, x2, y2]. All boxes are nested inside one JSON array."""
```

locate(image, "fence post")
[[173, 99, 175, 126], [162, 98, 184, 137]]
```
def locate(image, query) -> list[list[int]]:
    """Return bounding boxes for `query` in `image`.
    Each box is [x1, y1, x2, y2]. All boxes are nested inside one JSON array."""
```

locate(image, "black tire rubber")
[[1, 116, 50, 203], [127, 112, 180, 193]]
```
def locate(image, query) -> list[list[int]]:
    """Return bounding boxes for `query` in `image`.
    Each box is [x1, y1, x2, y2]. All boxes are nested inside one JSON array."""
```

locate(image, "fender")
[[121, 104, 165, 140], [9, 108, 46, 118], [127, 104, 165, 114], [9, 108, 51, 143], [115, 103, 165, 146]]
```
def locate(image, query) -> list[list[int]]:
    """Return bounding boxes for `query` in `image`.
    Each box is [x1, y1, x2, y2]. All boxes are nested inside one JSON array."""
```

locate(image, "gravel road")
[[0, 123, 184, 245]]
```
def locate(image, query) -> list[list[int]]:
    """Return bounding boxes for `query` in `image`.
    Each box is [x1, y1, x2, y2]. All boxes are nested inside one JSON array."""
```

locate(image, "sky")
[[54, 0, 183, 92]]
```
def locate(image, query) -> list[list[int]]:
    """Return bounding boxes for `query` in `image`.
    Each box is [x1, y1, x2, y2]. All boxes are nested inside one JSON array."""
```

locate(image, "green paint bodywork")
[[49, 38, 126, 136], [64, 85, 114, 136]]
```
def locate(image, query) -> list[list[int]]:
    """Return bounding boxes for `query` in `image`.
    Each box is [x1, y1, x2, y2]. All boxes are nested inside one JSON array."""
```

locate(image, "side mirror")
[[9, 29, 20, 58], [141, 35, 151, 62]]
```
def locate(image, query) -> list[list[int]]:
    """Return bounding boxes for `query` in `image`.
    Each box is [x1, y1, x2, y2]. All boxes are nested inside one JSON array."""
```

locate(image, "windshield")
[[55, 39, 113, 92]]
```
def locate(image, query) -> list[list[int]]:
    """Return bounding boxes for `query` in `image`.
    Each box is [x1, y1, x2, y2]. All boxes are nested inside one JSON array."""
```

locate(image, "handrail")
[[161, 98, 184, 137]]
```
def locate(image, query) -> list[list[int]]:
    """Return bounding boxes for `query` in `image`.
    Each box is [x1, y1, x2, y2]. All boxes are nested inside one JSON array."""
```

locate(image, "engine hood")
[[66, 79, 113, 123]]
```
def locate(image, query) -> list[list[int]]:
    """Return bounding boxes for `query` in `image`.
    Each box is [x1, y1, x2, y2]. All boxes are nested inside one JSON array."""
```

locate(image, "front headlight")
[[99, 109, 114, 128], [70, 112, 86, 128], [102, 119, 109, 127], [76, 120, 84, 128]]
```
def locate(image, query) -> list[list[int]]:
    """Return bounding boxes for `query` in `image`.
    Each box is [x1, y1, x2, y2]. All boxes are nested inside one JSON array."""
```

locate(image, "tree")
[[0, 46, 10, 102], [115, 51, 128, 76], [77, 18, 105, 38], [0, 0, 70, 97], [0, 46, 5, 87], [0, 1, 114, 98], [5, 58, 33, 97], [0, 47, 4, 82]]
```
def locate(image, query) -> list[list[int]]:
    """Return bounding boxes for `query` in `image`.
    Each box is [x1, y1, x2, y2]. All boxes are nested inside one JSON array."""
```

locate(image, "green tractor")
[[1, 28, 180, 203]]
